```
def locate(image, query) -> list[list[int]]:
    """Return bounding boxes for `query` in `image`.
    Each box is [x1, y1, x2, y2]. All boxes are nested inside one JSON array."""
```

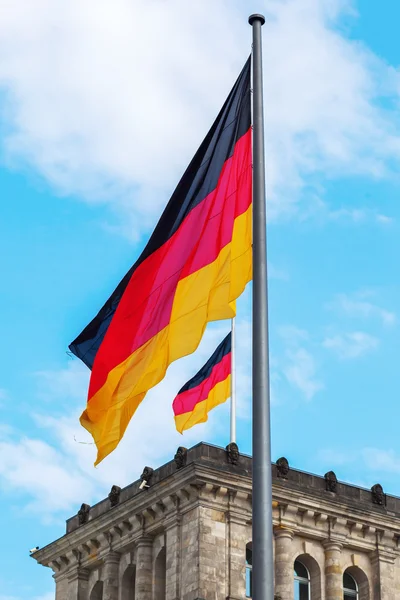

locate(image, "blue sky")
[[1, 0, 400, 597]]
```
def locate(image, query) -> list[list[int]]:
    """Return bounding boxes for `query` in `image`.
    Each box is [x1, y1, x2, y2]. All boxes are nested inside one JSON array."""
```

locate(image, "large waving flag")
[[173, 332, 232, 433], [69, 58, 252, 465]]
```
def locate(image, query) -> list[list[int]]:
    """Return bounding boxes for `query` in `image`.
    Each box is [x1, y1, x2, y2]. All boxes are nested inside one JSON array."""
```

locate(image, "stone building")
[[33, 442, 400, 600]]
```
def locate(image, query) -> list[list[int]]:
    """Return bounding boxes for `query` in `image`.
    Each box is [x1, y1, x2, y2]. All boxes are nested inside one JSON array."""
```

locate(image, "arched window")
[[90, 581, 103, 600], [154, 547, 166, 600], [294, 560, 310, 600], [245, 542, 252, 598], [121, 565, 136, 600], [343, 572, 358, 600]]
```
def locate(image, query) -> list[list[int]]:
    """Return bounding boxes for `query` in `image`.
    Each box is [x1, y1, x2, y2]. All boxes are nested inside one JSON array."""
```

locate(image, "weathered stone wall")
[[180, 505, 200, 600], [33, 443, 400, 600], [198, 505, 227, 600]]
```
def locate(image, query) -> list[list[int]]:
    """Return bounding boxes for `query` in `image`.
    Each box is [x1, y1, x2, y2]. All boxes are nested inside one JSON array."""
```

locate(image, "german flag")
[[173, 333, 232, 433], [69, 58, 252, 465]]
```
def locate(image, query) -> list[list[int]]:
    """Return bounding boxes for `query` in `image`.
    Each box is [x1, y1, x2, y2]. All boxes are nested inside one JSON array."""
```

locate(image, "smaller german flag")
[[173, 332, 232, 433]]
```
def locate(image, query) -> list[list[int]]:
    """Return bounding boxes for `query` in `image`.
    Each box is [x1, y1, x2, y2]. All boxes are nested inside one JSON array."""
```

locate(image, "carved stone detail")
[[174, 446, 188, 469], [140, 466, 154, 485], [108, 485, 121, 507], [276, 457, 289, 479], [325, 471, 337, 493], [226, 442, 240, 465], [371, 483, 385, 506], [77, 503, 90, 525]]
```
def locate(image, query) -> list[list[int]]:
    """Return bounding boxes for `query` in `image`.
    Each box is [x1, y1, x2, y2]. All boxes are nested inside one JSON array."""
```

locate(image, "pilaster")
[[323, 540, 342, 600], [370, 547, 396, 600], [104, 551, 120, 600], [67, 567, 90, 600], [181, 505, 200, 600], [165, 515, 181, 600], [274, 527, 294, 600], [135, 537, 153, 600], [226, 511, 249, 600], [198, 505, 227, 600]]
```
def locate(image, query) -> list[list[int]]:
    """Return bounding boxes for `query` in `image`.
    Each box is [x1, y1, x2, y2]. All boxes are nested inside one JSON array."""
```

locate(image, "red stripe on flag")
[[89, 129, 251, 399], [173, 352, 231, 417]]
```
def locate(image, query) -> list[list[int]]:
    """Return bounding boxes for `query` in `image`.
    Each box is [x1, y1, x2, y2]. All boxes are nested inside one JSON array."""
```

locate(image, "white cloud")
[[301, 199, 395, 226], [283, 347, 324, 400], [376, 214, 394, 225], [323, 331, 379, 359], [362, 448, 400, 474], [278, 325, 323, 401], [321, 447, 400, 475], [0, 436, 95, 517], [318, 448, 353, 467], [328, 207, 394, 225], [319, 446, 400, 485], [316, 447, 378, 490], [329, 292, 396, 326], [35, 361, 89, 403], [0, 0, 399, 232], [0, 424, 15, 439], [328, 207, 368, 223], [278, 325, 310, 345], [0, 316, 254, 518]]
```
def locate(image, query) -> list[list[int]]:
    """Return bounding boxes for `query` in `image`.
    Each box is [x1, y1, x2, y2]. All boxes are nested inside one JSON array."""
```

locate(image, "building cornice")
[[31, 443, 400, 572]]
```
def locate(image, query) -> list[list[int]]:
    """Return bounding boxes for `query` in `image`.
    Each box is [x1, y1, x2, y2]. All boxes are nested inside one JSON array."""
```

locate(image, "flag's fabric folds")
[[69, 58, 252, 465], [173, 332, 232, 433]]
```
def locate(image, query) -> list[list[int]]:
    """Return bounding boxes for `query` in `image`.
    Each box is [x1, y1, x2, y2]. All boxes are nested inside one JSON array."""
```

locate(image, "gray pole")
[[248, 13, 274, 600]]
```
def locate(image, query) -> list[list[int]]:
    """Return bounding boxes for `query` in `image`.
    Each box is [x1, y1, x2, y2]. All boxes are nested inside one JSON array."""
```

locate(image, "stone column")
[[323, 540, 342, 600], [198, 506, 227, 600], [181, 505, 200, 600], [104, 551, 120, 600], [227, 513, 249, 600], [274, 527, 294, 600], [135, 537, 153, 600], [370, 549, 396, 600], [55, 575, 69, 600], [165, 517, 181, 600], [67, 568, 90, 600]]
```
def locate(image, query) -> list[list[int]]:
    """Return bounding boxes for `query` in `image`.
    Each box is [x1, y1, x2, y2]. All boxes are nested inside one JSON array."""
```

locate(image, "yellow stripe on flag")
[[174, 375, 231, 434], [81, 206, 252, 464]]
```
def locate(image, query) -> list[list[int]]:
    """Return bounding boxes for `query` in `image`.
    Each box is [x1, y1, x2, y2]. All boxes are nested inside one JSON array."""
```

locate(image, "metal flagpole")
[[230, 317, 236, 444], [248, 13, 274, 600]]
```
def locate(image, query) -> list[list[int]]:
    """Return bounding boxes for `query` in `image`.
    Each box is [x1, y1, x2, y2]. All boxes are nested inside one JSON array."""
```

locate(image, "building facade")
[[33, 443, 400, 600]]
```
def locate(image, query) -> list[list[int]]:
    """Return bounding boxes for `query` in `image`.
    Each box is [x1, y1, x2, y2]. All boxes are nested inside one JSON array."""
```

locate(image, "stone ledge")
[[65, 443, 400, 536]]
